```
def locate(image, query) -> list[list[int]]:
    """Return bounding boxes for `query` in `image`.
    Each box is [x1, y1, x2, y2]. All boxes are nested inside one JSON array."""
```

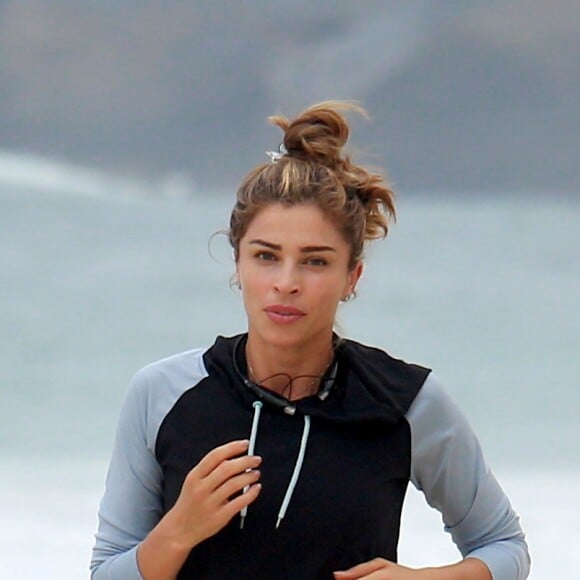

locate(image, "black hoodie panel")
[[155, 335, 430, 579]]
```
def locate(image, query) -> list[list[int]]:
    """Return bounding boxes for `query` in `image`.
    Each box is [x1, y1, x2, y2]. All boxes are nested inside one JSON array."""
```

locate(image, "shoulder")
[[406, 373, 471, 432], [405, 373, 483, 493], [128, 347, 208, 397], [338, 337, 430, 379], [336, 337, 431, 420], [120, 347, 210, 449]]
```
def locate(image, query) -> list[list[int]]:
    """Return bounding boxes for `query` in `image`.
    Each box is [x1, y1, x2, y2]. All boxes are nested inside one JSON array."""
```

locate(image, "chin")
[[261, 327, 304, 348], [255, 321, 330, 351]]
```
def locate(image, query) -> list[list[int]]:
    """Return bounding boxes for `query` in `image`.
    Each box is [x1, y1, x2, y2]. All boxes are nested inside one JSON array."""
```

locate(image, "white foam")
[[0, 460, 576, 578], [0, 459, 106, 579], [399, 470, 580, 576], [0, 150, 196, 199]]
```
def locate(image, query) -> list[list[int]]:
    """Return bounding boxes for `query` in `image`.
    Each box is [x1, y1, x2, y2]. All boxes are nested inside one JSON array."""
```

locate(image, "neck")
[[245, 331, 335, 400]]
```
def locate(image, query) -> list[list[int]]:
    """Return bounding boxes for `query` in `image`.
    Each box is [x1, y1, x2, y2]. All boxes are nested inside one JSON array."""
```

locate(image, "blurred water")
[[1, 186, 578, 578]]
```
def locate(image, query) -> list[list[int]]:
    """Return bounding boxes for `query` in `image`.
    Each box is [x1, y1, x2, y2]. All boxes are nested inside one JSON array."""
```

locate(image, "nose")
[[273, 262, 301, 295]]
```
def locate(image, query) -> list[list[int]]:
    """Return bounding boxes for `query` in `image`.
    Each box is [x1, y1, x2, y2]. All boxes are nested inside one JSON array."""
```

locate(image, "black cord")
[[232, 335, 338, 414], [232, 336, 298, 415]]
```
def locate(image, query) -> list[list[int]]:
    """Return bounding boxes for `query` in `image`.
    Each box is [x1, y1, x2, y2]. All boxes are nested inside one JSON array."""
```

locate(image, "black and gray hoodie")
[[91, 334, 530, 579]]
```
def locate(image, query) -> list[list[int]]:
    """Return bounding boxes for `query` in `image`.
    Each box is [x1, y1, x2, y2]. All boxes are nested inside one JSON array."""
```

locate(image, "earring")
[[233, 280, 241, 290], [341, 290, 357, 302]]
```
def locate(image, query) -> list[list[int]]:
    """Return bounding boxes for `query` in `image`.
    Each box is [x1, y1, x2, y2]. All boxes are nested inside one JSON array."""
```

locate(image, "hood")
[[203, 333, 430, 426]]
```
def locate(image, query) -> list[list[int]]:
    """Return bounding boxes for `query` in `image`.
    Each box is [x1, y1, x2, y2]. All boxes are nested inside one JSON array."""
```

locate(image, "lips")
[[264, 304, 305, 324]]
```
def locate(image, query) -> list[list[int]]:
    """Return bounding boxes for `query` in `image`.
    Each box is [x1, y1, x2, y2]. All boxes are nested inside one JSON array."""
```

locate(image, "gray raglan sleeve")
[[90, 366, 163, 580], [406, 373, 531, 580]]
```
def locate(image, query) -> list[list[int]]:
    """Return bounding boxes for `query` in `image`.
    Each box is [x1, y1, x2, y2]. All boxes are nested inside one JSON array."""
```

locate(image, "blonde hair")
[[229, 101, 396, 269]]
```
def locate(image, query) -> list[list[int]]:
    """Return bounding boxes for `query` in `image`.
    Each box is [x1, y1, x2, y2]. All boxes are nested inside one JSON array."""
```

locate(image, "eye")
[[255, 251, 277, 261], [304, 256, 328, 267]]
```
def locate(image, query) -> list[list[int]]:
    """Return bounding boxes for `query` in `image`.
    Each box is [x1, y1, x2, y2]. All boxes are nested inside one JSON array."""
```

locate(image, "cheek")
[[313, 276, 345, 305], [237, 258, 256, 285], [239, 265, 270, 300]]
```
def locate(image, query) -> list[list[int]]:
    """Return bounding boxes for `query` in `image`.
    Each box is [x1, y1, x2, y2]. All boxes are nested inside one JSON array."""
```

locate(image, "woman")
[[91, 102, 530, 579]]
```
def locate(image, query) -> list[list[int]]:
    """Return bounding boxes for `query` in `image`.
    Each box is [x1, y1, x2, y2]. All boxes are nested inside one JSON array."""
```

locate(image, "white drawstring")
[[239, 403, 312, 530], [240, 401, 263, 529], [276, 414, 311, 529]]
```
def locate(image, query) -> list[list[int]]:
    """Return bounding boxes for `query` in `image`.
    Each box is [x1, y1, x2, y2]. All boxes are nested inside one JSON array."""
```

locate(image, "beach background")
[[1, 185, 578, 578], [1, 2, 578, 578]]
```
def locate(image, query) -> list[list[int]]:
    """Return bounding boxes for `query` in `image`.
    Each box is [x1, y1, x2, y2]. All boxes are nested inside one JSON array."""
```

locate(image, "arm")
[[334, 556, 491, 579], [406, 373, 531, 579], [91, 363, 262, 580], [136, 440, 261, 580], [335, 373, 530, 580], [90, 366, 164, 579]]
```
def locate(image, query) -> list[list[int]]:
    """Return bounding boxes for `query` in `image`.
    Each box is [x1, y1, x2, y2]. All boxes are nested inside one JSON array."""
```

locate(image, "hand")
[[334, 558, 424, 580], [164, 439, 262, 549]]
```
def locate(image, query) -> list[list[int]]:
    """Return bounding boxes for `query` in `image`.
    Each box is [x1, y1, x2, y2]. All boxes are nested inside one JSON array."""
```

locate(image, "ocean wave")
[[0, 150, 196, 199], [0, 458, 575, 579]]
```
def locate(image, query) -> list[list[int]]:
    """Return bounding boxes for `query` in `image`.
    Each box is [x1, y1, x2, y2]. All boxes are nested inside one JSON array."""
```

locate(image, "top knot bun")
[[230, 100, 396, 268], [269, 101, 367, 169]]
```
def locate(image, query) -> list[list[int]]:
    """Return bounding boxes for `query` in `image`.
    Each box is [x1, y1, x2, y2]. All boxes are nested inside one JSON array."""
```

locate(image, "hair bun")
[[269, 101, 366, 168]]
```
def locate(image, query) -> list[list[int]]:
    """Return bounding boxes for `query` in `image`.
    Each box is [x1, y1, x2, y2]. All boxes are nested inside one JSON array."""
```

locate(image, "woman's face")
[[236, 202, 362, 351]]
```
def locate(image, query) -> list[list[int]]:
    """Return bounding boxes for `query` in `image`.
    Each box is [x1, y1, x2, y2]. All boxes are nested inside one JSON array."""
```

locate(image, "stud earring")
[[233, 280, 241, 290], [341, 290, 357, 302]]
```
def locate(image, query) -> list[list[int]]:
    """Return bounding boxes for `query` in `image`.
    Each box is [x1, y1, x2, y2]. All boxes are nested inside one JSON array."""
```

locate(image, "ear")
[[346, 261, 363, 295]]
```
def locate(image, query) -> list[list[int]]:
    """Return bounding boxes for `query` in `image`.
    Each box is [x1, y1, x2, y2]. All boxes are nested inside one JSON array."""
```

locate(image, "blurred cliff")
[[0, 0, 578, 193]]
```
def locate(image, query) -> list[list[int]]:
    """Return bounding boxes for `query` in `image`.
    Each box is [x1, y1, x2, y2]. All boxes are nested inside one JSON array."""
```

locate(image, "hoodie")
[[91, 334, 530, 579]]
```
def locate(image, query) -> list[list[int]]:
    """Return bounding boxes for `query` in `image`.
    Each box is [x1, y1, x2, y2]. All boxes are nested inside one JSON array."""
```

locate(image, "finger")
[[349, 571, 390, 580], [204, 454, 262, 491], [220, 482, 262, 521], [213, 469, 261, 504], [192, 440, 250, 479], [334, 558, 388, 578]]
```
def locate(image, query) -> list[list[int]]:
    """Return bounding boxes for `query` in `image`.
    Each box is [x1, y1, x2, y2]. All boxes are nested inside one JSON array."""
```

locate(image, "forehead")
[[242, 203, 346, 247]]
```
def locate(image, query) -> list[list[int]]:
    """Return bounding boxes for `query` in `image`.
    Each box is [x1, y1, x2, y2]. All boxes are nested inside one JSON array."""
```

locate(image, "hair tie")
[[266, 143, 288, 163]]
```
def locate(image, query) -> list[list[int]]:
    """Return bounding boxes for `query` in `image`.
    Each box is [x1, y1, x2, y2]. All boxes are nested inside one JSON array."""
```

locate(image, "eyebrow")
[[248, 239, 336, 253]]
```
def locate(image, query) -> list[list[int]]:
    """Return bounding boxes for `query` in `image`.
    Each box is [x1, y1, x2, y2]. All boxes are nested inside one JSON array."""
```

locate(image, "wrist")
[[420, 558, 492, 580], [137, 511, 195, 580], [155, 508, 200, 554]]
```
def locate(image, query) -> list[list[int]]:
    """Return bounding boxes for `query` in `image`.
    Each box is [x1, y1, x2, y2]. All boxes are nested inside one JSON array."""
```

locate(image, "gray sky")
[[1, 0, 578, 192]]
